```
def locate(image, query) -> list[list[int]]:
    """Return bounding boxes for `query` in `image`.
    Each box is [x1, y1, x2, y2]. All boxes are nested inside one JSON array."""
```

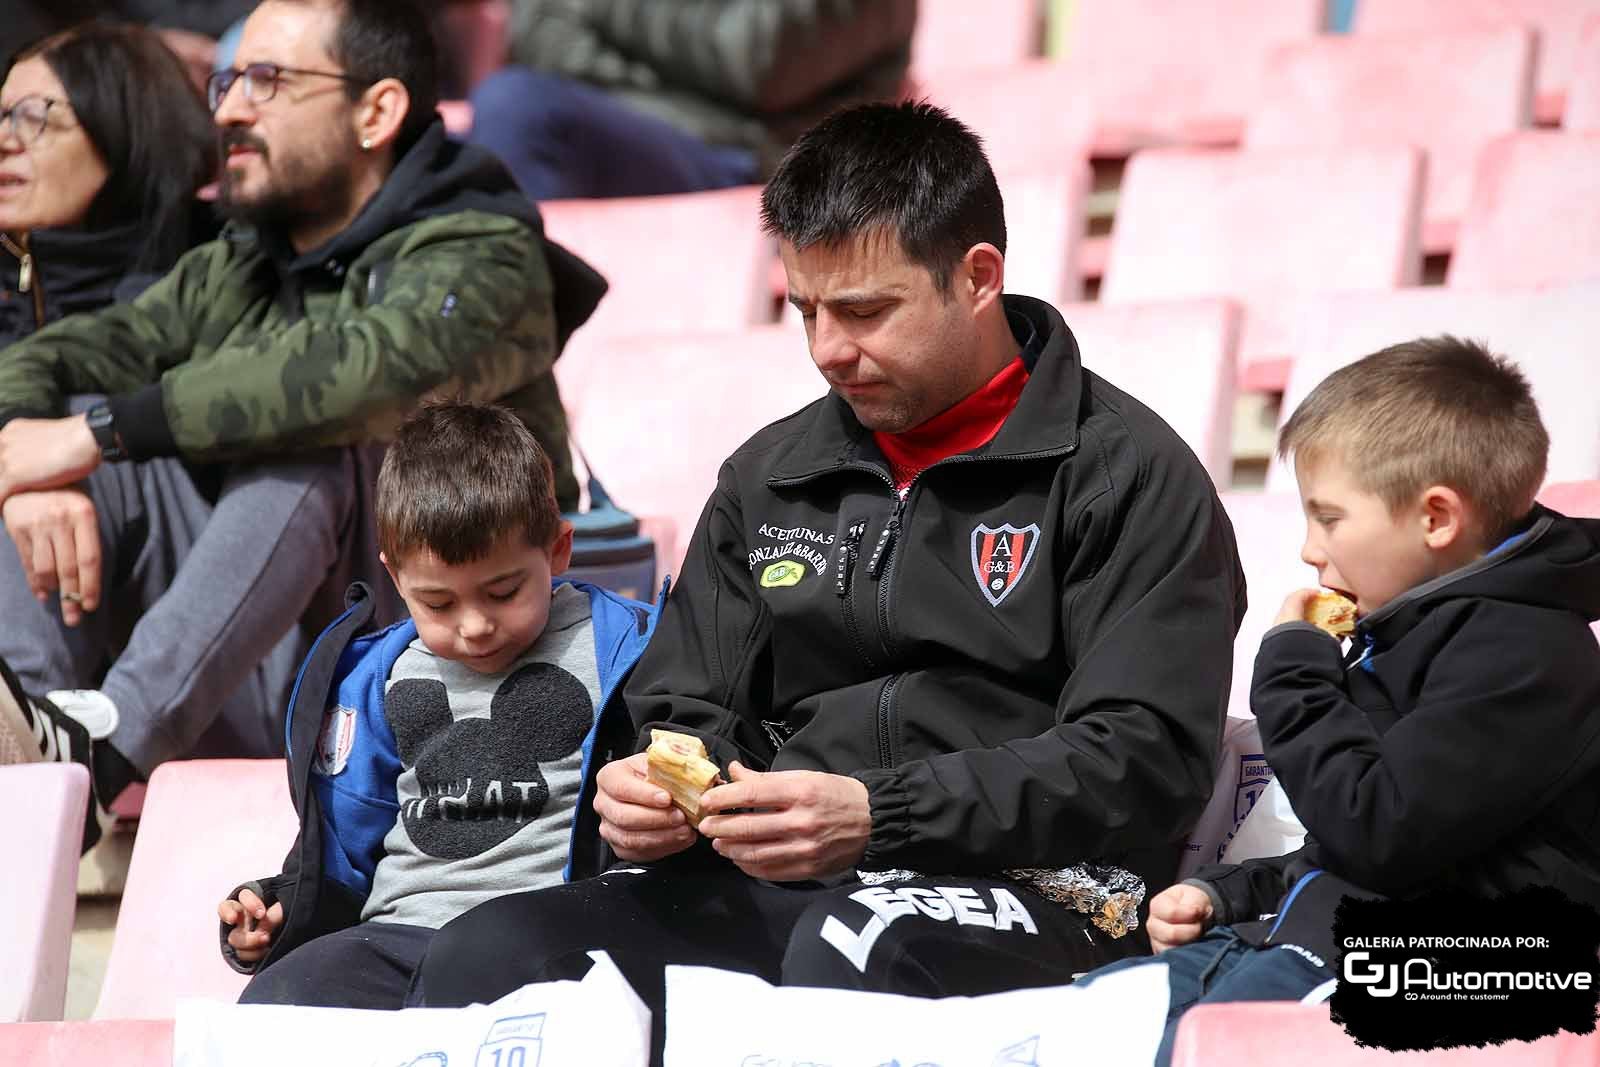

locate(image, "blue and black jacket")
[[220, 578, 658, 974]]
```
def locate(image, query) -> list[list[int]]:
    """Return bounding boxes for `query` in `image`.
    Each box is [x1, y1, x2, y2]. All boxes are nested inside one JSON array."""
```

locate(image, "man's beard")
[[217, 129, 357, 237]]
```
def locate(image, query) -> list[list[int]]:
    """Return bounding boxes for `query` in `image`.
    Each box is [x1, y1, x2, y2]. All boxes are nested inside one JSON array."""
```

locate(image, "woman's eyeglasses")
[[0, 95, 66, 146]]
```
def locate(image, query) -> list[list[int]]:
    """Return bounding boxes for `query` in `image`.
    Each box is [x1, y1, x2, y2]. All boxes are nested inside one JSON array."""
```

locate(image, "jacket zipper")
[[835, 520, 878, 670], [867, 492, 906, 662], [876, 675, 901, 768], [0, 233, 43, 328]]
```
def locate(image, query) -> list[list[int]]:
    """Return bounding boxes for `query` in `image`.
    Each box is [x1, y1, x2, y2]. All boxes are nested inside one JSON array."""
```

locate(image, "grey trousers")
[[0, 399, 401, 777]]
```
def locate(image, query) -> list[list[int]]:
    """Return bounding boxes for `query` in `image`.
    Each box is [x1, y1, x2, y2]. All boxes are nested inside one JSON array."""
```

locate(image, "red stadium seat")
[[1268, 282, 1600, 490], [540, 186, 774, 344], [1354, 0, 1600, 124], [1063, 299, 1240, 487], [556, 327, 827, 576], [1540, 480, 1600, 518], [1448, 132, 1600, 289], [997, 166, 1093, 305], [920, 61, 1098, 176], [1101, 146, 1425, 393], [1247, 25, 1536, 253], [0, 1020, 173, 1067], [93, 760, 298, 1019], [0, 764, 89, 1022], [910, 0, 1043, 80], [1171, 1003, 1597, 1066], [1563, 16, 1600, 130]]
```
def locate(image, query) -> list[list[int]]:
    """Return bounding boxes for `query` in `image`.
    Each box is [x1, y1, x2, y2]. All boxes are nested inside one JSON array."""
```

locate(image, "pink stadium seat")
[[910, 0, 1043, 80], [0, 1020, 173, 1066], [1221, 493, 1316, 721], [1063, 299, 1240, 487], [1354, 0, 1600, 124], [556, 327, 828, 576], [1540, 480, 1600, 517], [997, 166, 1093, 305], [1066, 0, 1325, 152], [1564, 16, 1600, 130], [1101, 146, 1425, 393], [94, 760, 298, 1019], [1447, 132, 1600, 288], [1247, 25, 1536, 253], [0, 764, 88, 1022], [920, 1, 1323, 158], [920, 61, 1098, 176], [1171, 1003, 1597, 1066], [539, 186, 774, 344], [1267, 282, 1600, 490]]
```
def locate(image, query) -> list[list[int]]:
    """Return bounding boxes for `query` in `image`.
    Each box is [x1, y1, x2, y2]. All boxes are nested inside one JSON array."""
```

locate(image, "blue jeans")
[[468, 68, 759, 201], [1077, 926, 1336, 1067]]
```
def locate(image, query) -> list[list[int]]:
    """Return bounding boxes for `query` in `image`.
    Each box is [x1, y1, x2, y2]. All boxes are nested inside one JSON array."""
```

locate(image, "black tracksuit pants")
[[416, 864, 1140, 1061]]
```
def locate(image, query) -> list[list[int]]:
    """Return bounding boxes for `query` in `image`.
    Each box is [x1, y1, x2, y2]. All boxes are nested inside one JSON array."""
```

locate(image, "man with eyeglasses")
[[0, 0, 605, 853]]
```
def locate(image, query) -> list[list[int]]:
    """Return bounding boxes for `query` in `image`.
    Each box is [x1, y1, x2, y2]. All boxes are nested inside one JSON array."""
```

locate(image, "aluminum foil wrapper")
[[858, 864, 1146, 939]]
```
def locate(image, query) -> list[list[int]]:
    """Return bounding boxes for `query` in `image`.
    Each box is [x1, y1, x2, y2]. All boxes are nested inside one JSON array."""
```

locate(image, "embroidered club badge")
[[971, 522, 1041, 606], [314, 704, 358, 776]]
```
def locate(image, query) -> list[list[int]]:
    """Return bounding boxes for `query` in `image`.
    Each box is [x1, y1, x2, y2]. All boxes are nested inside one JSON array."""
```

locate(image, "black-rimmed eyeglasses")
[[207, 63, 368, 111], [0, 95, 67, 145]]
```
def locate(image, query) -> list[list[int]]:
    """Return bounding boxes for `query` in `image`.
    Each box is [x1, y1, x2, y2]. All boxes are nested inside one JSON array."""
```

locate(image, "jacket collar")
[[767, 294, 1084, 485]]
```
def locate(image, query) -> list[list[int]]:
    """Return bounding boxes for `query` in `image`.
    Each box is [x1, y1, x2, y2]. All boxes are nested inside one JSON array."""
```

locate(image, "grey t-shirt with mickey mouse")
[[362, 583, 601, 929]]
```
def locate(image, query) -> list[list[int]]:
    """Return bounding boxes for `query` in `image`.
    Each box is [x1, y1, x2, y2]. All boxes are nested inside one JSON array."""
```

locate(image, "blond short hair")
[[1278, 336, 1548, 542]]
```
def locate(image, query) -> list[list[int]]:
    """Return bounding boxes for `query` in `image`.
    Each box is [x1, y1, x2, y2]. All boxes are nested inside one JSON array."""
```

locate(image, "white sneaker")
[[0, 659, 116, 851]]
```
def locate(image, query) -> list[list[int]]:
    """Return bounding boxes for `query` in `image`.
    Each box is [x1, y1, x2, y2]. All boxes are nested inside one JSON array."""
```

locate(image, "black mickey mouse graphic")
[[385, 661, 594, 860]]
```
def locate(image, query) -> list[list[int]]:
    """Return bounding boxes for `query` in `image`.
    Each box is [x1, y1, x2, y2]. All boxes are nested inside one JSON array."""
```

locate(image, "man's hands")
[[593, 752, 697, 862], [1146, 882, 1214, 954], [0, 416, 99, 502], [1, 489, 101, 627], [218, 888, 283, 965], [697, 763, 870, 883]]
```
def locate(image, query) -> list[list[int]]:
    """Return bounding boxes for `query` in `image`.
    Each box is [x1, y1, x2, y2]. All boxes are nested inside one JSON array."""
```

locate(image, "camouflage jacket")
[[0, 121, 604, 508]]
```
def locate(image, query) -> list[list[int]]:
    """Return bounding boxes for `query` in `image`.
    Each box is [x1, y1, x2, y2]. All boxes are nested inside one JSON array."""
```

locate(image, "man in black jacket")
[[418, 103, 1244, 1049]]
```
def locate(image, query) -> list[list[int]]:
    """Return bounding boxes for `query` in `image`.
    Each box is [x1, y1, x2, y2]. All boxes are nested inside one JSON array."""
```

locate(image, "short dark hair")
[[760, 101, 1006, 291], [13, 23, 218, 271], [1279, 336, 1549, 543], [377, 400, 561, 567], [312, 0, 439, 156]]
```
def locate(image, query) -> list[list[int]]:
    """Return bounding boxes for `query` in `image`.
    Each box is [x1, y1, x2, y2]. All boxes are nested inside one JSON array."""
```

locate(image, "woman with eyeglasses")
[[0, 22, 219, 350]]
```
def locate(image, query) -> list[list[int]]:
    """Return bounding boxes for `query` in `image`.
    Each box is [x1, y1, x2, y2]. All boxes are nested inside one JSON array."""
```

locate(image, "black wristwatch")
[[85, 403, 128, 462]]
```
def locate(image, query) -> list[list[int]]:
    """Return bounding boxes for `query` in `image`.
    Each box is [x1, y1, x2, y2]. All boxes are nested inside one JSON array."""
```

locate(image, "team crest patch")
[[971, 522, 1041, 606], [760, 560, 807, 588], [314, 704, 358, 776]]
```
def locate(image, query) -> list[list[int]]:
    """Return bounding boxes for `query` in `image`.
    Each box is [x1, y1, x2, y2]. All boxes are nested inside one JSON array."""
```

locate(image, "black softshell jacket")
[[623, 295, 1247, 899], [1191, 509, 1600, 961]]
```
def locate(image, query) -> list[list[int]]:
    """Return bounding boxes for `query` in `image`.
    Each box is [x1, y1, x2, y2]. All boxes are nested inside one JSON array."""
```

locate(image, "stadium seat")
[[920, 61, 1098, 176], [1065, 0, 1325, 152], [94, 760, 298, 1019], [1563, 16, 1600, 130], [1247, 25, 1536, 253], [1540, 480, 1600, 518], [1171, 1003, 1597, 1065], [0, 1020, 173, 1067], [910, 0, 1043, 80], [0, 764, 89, 1022], [1221, 492, 1315, 721], [556, 327, 828, 575], [1353, 0, 1600, 124], [539, 186, 774, 344], [1101, 146, 1425, 393], [1063, 299, 1240, 487], [1447, 132, 1600, 289], [997, 166, 1093, 305], [920, 1, 1323, 158], [1266, 282, 1600, 490]]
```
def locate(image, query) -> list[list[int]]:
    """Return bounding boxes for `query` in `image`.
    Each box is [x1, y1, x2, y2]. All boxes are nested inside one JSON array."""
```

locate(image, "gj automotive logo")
[[1330, 888, 1600, 1051]]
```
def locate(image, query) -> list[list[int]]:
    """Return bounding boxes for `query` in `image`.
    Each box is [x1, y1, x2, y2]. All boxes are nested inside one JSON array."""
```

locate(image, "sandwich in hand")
[[645, 729, 723, 828], [1304, 590, 1357, 638]]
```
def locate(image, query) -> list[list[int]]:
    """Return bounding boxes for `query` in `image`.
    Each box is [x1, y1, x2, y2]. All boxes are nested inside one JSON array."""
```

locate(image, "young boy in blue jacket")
[[1077, 336, 1600, 1063], [215, 400, 658, 1008]]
